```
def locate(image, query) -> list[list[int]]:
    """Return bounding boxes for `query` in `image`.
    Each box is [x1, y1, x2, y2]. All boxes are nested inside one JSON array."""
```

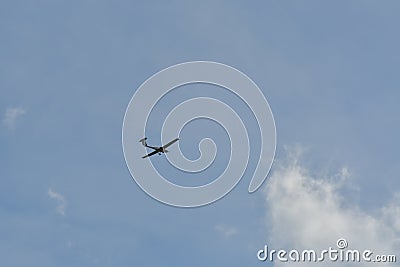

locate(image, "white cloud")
[[48, 188, 66, 216], [263, 148, 400, 266], [215, 224, 238, 238], [3, 107, 26, 129]]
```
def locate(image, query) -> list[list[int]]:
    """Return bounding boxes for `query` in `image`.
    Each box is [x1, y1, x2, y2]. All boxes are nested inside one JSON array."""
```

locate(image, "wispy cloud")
[[264, 148, 399, 266], [215, 224, 238, 238], [3, 107, 26, 129], [48, 188, 66, 216]]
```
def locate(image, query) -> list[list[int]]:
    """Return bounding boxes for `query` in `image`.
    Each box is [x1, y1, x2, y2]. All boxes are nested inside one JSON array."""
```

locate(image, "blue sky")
[[1, 1, 400, 266]]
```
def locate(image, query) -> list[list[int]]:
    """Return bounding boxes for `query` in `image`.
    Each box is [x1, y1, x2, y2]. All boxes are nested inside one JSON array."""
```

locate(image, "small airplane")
[[139, 137, 179, 159]]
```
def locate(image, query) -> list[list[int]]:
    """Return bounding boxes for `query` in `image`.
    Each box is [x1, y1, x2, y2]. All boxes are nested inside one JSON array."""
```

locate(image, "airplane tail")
[[139, 137, 147, 146]]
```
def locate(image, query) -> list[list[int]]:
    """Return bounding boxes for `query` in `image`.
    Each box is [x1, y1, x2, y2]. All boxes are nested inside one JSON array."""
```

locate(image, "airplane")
[[139, 137, 179, 159]]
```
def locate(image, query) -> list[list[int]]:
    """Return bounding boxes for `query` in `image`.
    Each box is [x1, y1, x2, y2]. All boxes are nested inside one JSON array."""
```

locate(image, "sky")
[[1, 1, 400, 266]]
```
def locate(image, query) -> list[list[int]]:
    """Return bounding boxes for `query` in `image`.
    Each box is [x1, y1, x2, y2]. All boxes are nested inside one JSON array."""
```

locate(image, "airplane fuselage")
[[152, 147, 166, 153], [156, 147, 164, 154]]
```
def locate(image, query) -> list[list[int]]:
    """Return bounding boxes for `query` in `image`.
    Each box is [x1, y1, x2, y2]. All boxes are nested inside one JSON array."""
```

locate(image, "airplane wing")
[[162, 138, 179, 149], [142, 150, 158, 159]]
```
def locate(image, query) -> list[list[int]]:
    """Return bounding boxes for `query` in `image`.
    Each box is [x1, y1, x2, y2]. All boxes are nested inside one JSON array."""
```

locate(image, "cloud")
[[3, 107, 26, 129], [215, 224, 238, 238], [48, 188, 66, 216], [263, 147, 399, 266]]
